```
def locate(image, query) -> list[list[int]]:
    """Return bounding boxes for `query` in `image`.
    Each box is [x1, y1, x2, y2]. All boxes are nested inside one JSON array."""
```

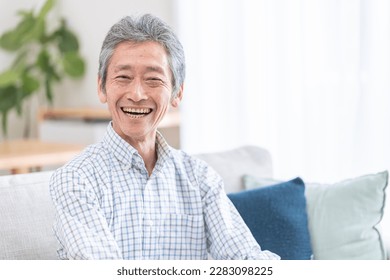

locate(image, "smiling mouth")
[[121, 107, 153, 118]]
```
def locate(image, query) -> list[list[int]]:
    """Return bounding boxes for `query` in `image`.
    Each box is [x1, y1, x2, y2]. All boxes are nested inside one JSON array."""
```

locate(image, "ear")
[[171, 84, 184, 108], [97, 76, 107, 103]]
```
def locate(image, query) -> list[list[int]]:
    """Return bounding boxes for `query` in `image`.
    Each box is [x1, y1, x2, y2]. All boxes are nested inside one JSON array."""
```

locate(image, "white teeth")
[[122, 107, 152, 114]]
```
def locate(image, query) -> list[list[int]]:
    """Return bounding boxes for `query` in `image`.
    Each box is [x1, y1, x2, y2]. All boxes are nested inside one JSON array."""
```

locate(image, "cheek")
[[106, 96, 119, 108], [103, 86, 122, 106], [152, 90, 171, 106]]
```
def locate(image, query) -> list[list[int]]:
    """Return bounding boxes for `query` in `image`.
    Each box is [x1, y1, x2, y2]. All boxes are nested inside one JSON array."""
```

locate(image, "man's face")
[[98, 41, 182, 143]]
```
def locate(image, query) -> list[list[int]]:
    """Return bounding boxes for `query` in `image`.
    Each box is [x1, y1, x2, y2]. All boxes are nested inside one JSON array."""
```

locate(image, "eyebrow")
[[113, 64, 166, 74]]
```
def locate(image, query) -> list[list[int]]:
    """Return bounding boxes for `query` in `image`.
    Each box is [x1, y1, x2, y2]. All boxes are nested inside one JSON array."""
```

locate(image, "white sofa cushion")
[[0, 171, 56, 259]]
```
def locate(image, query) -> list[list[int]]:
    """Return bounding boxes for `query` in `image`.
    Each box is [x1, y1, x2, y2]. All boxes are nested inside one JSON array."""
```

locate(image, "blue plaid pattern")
[[50, 123, 279, 260]]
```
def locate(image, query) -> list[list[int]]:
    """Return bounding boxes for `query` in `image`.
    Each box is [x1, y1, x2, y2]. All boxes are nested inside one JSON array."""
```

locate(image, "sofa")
[[0, 145, 388, 260]]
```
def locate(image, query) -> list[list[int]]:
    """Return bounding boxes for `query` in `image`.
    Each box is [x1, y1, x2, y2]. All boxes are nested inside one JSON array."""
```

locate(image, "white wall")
[[0, 0, 175, 140]]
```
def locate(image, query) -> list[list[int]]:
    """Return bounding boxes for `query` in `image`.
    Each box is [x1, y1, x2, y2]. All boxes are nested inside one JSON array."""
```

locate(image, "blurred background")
[[1, 0, 390, 183]]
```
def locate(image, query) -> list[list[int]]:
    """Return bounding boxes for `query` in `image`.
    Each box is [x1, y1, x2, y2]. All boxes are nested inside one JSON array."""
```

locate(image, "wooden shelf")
[[39, 107, 110, 121], [0, 139, 85, 174]]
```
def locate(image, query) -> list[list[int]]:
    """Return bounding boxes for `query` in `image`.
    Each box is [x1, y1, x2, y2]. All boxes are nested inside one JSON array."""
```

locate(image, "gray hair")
[[98, 14, 185, 98]]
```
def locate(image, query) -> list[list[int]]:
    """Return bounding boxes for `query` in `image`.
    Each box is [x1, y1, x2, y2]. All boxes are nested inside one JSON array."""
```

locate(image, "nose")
[[126, 79, 147, 102]]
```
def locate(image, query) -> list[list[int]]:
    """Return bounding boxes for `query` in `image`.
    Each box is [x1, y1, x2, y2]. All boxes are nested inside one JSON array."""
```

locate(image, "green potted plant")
[[0, 0, 85, 136]]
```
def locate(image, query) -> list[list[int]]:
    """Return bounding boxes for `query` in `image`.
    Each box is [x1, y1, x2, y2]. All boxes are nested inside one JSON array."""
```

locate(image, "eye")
[[116, 75, 130, 80], [148, 77, 163, 82], [145, 77, 164, 87]]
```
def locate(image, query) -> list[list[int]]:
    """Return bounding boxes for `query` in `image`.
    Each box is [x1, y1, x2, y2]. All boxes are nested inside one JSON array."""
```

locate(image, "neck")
[[127, 134, 157, 176], [137, 143, 157, 176], [111, 123, 158, 176]]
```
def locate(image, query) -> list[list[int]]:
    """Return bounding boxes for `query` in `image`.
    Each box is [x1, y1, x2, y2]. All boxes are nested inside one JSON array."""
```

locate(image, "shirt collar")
[[103, 122, 173, 169], [103, 122, 138, 166], [154, 130, 173, 172]]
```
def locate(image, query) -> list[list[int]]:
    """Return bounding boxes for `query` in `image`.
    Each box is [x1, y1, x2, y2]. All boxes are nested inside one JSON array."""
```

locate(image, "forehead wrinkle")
[[113, 64, 132, 72], [145, 65, 166, 75]]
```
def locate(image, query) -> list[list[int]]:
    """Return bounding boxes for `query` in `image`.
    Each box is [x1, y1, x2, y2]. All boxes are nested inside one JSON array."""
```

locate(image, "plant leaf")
[[36, 49, 50, 71], [0, 86, 16, 111], [62, 52, 85, 78], [0, 31, 20, 50], [22, 73, 40, 94], [55, 20, 79, 53], [60, 29, 79, 52], [0, 70, 19, 87], [0, 13, 37, 50]]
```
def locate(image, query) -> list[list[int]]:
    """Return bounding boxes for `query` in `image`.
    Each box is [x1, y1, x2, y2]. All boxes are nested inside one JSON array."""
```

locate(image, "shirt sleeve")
[[200, 164, 280, 260], [49, 168, 123, 260]]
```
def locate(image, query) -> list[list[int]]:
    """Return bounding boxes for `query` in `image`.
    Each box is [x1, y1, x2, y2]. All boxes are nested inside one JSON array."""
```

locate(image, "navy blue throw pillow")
[[228, 178, 312, 260]]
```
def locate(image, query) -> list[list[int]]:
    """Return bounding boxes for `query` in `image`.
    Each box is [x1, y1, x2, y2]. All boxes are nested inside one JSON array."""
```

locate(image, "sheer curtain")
[[175, 0, 390, 183]]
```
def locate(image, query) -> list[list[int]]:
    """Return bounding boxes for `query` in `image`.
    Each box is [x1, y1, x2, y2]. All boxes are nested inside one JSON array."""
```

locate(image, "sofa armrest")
[[0, 171, 57, 259]]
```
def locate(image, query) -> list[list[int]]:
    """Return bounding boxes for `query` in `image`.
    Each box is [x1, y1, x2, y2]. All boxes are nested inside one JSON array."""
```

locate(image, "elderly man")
[[50, 14, 279, 260]]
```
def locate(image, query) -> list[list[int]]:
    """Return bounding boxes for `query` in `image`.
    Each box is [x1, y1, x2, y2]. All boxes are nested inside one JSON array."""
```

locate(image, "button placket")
[[141, 174, 158, 257]]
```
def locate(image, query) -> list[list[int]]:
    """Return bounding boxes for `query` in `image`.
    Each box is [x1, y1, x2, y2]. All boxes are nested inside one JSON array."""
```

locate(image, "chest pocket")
[[158, 213, 207, 259]]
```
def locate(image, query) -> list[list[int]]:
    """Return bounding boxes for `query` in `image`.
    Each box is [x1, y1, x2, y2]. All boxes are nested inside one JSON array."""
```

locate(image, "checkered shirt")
[[50, 123, 279, 260]]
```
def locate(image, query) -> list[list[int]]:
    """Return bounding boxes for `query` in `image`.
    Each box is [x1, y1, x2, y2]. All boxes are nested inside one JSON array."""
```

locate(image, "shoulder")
[[170, 148, 207, 172], [49, 142, 110, 194], [170, 148, 223, 191], [63, 141, 111, 173]]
